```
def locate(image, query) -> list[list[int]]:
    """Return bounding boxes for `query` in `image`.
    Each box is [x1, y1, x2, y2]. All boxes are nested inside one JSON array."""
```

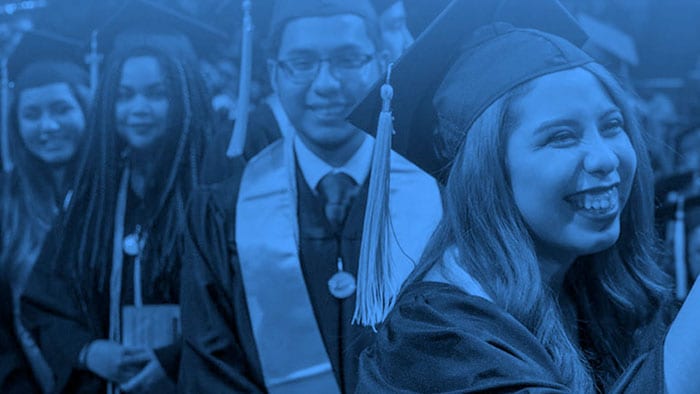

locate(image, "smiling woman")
[[17, 82, 86, 165], [505, 68, 638, 277], [1, 57, 89, 393], [20, 39, 212, 393], [350, 0, 691, 393], [115, 56, 170, 151]]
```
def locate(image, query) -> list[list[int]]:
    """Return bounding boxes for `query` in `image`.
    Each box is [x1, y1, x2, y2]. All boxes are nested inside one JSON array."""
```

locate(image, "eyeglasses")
[[276, 53, 376, 83]]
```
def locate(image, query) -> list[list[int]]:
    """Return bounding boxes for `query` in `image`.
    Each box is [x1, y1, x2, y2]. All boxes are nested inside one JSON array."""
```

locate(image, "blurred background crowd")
[[2, 0, 699, 173], [1, 0, 699, 326], [1, 0, 699, 391]]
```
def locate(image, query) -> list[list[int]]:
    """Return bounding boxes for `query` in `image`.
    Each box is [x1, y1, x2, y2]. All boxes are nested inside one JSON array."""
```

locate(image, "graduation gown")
[[21, 188, 184, 393], [181, 139, 442, 393], [1, 170, 73, 394], [357, 281, 666, 394], [200, 102, 283, 185], [0, 274, 41, 394]]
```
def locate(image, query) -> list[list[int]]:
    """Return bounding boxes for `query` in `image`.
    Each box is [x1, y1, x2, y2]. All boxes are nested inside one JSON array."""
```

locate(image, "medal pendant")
[[328, 271, 356, 299], [123, 233, 140, 256]]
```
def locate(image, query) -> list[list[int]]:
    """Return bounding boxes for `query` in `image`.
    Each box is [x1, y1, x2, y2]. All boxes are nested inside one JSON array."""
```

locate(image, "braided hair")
[[36, 44, 212, 333]]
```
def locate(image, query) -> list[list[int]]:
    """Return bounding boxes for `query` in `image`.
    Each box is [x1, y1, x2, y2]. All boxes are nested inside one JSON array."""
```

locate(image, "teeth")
[[569, 187, 618, 213]]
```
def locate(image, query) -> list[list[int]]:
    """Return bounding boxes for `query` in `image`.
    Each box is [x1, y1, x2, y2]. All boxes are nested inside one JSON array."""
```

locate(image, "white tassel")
[[86, 30, 102, 100], [226, 0, 254, 157], [1, 57, 13, 172], [354, 65, 396, 329]]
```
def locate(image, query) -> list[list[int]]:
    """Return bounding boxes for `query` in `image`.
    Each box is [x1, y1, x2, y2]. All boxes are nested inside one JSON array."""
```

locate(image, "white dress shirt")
[[294, 134, 373, 193]]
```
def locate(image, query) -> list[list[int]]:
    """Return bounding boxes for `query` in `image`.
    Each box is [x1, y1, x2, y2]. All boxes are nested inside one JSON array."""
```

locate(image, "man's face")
[[271, 14, 382, 153]]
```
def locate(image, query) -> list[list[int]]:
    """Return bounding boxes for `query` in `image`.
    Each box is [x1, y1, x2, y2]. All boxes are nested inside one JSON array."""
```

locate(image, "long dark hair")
[[407, 63, 672, 392], [38, 44, 211, 332], [0, 64, 89, 287]]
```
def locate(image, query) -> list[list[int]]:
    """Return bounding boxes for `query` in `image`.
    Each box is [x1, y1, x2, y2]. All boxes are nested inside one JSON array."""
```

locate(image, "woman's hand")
[[120, 350, 175, 394], [84, 340, 150, 384]]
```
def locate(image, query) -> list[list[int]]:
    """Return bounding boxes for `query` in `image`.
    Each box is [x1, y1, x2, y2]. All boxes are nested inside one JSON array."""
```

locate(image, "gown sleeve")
[[357, 282, 665, 394], [0, 274, 41, 394], [179, 177, 265, 393], [606, 343, 665, 394], [200, 104, 281, 185], [20, 254, 102, 393]]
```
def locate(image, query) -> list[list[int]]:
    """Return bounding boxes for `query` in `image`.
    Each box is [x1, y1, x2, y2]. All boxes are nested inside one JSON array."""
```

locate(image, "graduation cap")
[[350, 0, 589, 180], [1, 28, 88, 173], [656, 171, 697, 198], [370, 0, 400, 14], [655, 170, 700, 214], [268, 0, 378, 38], [403, 0, 451, 36], [207, 0, 273, 48], [95, 0, 228, 60], [8, 29, 87, 87], [578, 13, 638, 66], [350, 0, 592, 327]]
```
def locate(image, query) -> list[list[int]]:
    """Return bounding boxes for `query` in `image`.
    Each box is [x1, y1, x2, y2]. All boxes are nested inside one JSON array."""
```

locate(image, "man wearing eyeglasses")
[[268, 4, 384, 170], [201, 0, 419, 186], [180, 1, 442, 392]]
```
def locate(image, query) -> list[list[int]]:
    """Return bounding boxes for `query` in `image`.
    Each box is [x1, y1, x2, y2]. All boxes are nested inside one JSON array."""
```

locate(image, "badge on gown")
[[122, 225, 144, 256], [328, 257, 356, 299]]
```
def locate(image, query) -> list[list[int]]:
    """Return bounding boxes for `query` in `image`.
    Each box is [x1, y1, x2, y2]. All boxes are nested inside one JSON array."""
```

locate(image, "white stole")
[[236, 136, 442, 393]]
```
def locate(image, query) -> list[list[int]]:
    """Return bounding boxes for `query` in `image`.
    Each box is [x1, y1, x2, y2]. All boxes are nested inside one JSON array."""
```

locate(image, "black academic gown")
[[0, 174, 38, 394], [200, 102, 283, 185], [0, 274, 41, 394], [296, 166, 375, 392], [21, 189, 184, 393], [181, 164, 375, 393], [357, 281, 666, 394]]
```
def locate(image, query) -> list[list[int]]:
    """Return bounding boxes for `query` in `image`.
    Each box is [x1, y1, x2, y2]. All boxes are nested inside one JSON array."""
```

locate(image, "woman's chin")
[[576, 228, 621, 257], [126, 137, 159, 152]]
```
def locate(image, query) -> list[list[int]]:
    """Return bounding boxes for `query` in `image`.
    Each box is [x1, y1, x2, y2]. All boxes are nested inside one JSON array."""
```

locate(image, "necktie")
[[316, 172, 359, 234]]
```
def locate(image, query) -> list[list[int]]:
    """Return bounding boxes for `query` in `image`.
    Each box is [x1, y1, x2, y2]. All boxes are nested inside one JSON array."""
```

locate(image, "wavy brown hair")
[[407, 63, 672, 392], [1, 63, 89, 289]]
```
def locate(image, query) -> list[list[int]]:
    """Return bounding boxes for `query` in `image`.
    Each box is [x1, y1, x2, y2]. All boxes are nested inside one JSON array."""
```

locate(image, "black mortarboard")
[[656, 171, 697, 198], [403, 0, 451, 35], [8, 29, 88, 89], [370, 0, 400, 14], [578, 13, 638, 66], [654, 169, 700, 218], [2, 28, 87, 173], [96, 0, 228, 60], [349, 0, 590, 180], [208, 0, 273, 50], [269, 0, 378, 38]]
